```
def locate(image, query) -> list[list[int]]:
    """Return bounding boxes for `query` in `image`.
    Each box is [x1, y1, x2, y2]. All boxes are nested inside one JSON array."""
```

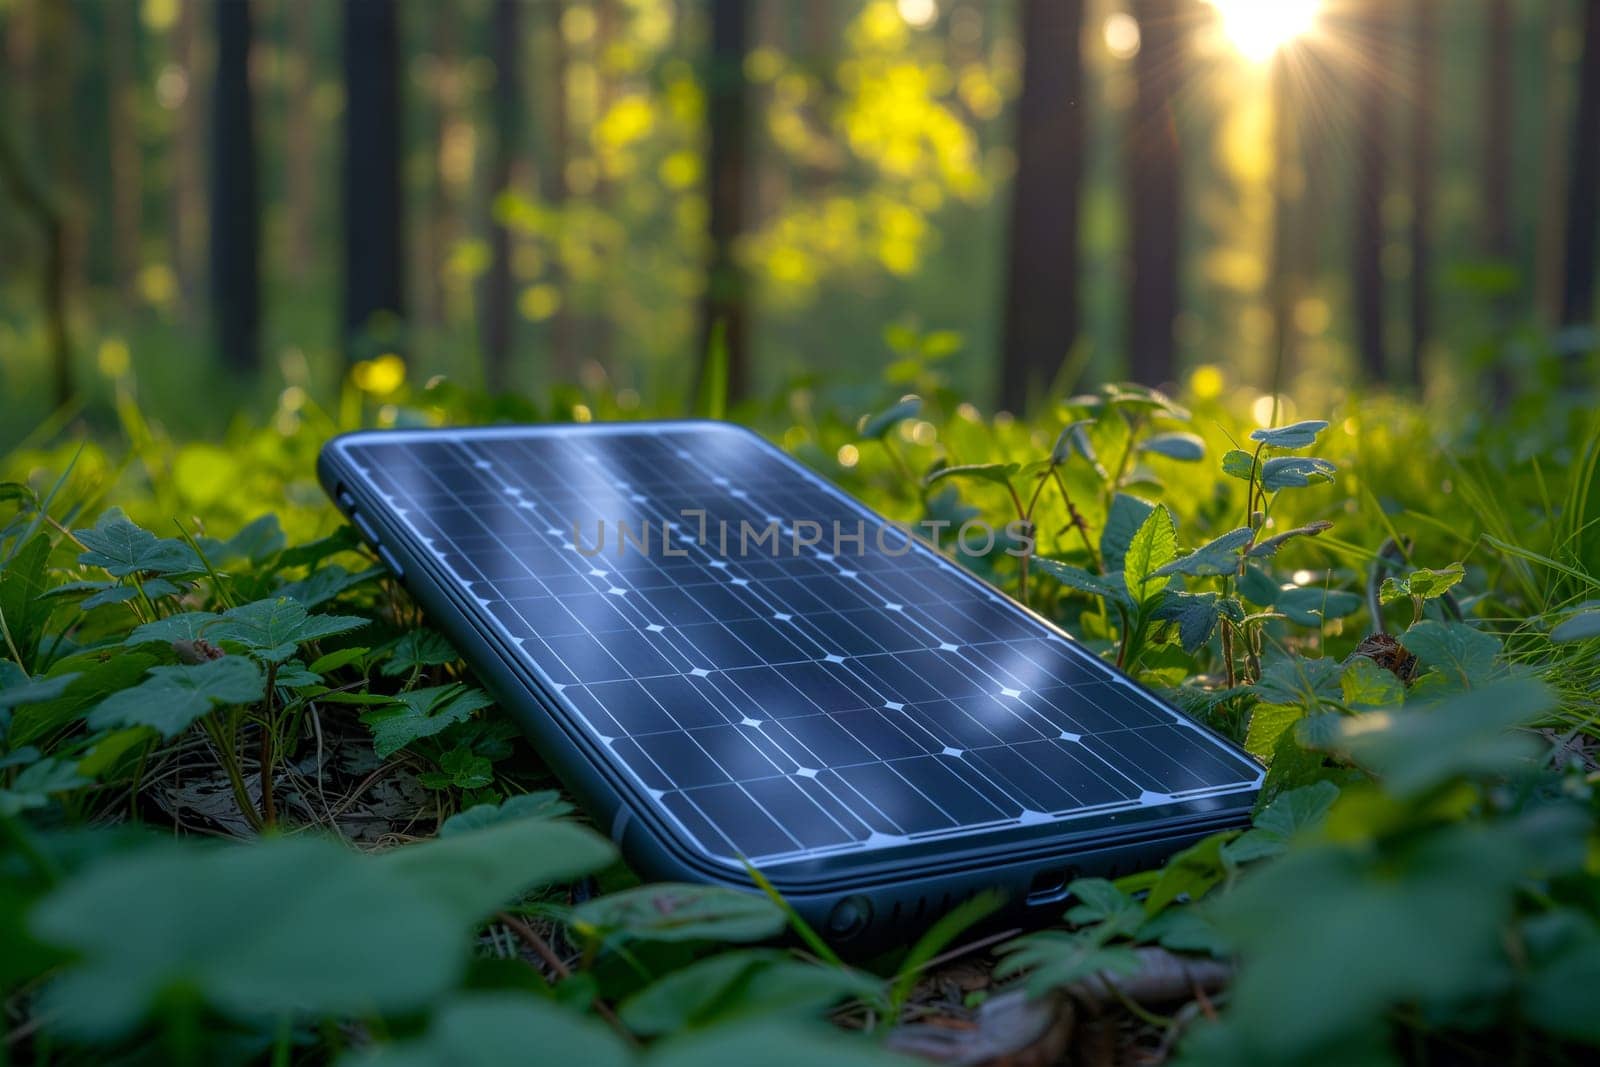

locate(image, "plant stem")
[[259, 663, 278, 827], [1051, 468, 1100, 568]]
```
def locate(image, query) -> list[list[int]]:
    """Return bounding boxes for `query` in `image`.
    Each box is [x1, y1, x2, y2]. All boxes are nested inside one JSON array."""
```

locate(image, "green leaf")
[[351, 993, 634, 1067], [1252, 653, 1343, 710], [1220, 448, 1257, 481], [0, 672, 81, 710], [921, 462, 1018, 490], [76, 726, 156, 779], [995, 928, 1141, 996], [74, 508, 202, 578], [125, 611, 222, 647], [213, 514, 286, 565], [31, 837, 468, 1038], [1138, 431, 1205, 462], [859, 396, 921, 439], [210, 597, 368, 663], [381, 628, 461, 676], [1302, 675, 1551, 797], [375, 816, 615, 922], [1274, 586, 1362, 626], [86, 656, 265, 738], [1404, 563, 1464, 600], [307, 646, 369, 674], [1248, 420, 1329, 449], [1260, 456, 1337, 491], [439, 792, 574, 836], [1222, 781, 1339, 864], [1122, 506, 1178, 606], [361, 684, 496, 758], [1134, 907, 1231, 957], [1245, 702, 1303, 762], [1402, 620, 1503, 690], [1237, 564, 1281, 606], [9, 653, 160, 746], [1144, 831, 1236, 914], [1032, 558, 1123, 601], [1050, 419, 1100, 470], [1100, 493, 1154, 573], [277, 563, 385, 608], [1339, 657, 1404, 710], [1551, 609, 1600, 643], [0, 756, 92, 816], [1155, 527, 1252, 578], [621, 951, 869, 1036], [1246, 520, 1334, 558], [1153, 592, 1232, 653], [649, 1020, 919, 1067], [572, 883, 787, 944], [1062, 877, 1145, 934], [419, 747, 495, 790]]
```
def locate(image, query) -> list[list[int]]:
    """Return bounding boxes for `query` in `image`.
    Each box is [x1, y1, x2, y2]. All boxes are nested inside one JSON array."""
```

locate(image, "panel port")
[[1026, 867, 1071, 906]]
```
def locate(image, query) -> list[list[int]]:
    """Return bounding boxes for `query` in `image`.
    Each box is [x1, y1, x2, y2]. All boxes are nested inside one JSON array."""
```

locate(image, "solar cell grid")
[[341, 426, 1261, 866]]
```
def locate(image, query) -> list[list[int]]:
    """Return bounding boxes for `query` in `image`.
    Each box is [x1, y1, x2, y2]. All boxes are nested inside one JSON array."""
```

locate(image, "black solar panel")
[[337, 425, 1262, 866]]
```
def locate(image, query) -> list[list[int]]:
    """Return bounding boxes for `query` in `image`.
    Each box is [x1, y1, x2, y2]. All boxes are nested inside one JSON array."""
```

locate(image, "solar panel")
[[335, 424, 1262, 868]]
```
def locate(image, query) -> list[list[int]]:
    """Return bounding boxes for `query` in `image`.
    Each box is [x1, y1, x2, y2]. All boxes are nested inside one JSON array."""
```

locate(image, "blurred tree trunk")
[[1126, 0, 1184, 388], [106, 0, 143, 300], [696, 0, 751, 405], [284, 0, 317, 278], [1561, 0, 1600, 350], [341, 0, 405, 359], [1352, 0, 1388, 382], [540, 0, 578, 381], [210, 0, 261, 372], [0, 119, 72, 406], [1407, 0, 1438, 390], [482, 0, 521, 391], [1483, 0, 1515, 405], [421, 3, 461, 327], [1268, 50, 1297, 394], [1000, 0, 1085, 412], [1535, 3, 1575, 326], [174, 0, 206, 317]]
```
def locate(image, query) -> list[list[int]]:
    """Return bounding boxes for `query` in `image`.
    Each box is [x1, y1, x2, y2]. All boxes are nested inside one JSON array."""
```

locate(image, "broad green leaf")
[[1260, 456, 1337, 491], [0, 757, 92, 816], [859, 396, 921, 439], [1050, 419, 1099, 468], [9, 654, 161, 746], [1138, 431, 1205, 462], [213, 514, 286, 565], [1134, 907, 1231, 957], [210, 597, 368, 663], [375, 816, 615, 922], [381, 628, 461, 676], [921, 462, 1018, 490], [350, 993, 634, 1067], [419, 747, 494, 790], [1155, 527, 1252, 578], [1100, 493, 1154, 572], [1122, 505, 1177, 605], [1550, 609, 1600, 644], [1222, 781, 1339, 864], [994, 928, 1141, 996], [361, 684, 496, 758], [125, 611, 221, 647], [1062, 877, 1145, 933], [620, 951, 870, 1035], [1237, 564, 1281, 606], [572, 883, 787, 944], [277, 563, 385, 608], [1252, 654, 1343, 709], [1156, 592, 1238, 653], [1339, 657, 1404, 710], [439, 792, 573, 836], [307, 646, 369, 674], [650, 1020, 920, 1067], [76, 726, 156, 779], [1303, 675, 1550, 797], [1402, 620, 1502, 690], [1245, 702, 1303, 762], [1103, 383, 1190, 420], [1520, 914, 1600, 1043], [1144, 831, 1237, 914], [1274, 586, 1361, 626], [1382, 563, 1465, 604], [1220, 449, 1257, 481], [1248, 420, 1329, 449], [1032, 558, 1123, 601], [74, 508, 201, 578], [31, 837, 468, 1037], [87, 656, 265, 738], [0, 672, 81, 710]]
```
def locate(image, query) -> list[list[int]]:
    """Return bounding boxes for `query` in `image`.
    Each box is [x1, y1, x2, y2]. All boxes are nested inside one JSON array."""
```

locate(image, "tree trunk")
[[1126, 0, 1184, 388], [696, 0, 751, 405], [482, 0, 521, 390], [106, 0, 143, 300], [1483, 0, 1515, 406], [0, 119, 72, 407], [543, 0, 577, 380], [1561, 0, 1600, 343], [1000, 0, 1085, 412], [341, 0, 405, 358], [1407, 0, 1437, 390], [1351, 0, 1388, 382], [210, 0, 261, 372], [284, 0, 317, 278], [174, 0, 206, 316]]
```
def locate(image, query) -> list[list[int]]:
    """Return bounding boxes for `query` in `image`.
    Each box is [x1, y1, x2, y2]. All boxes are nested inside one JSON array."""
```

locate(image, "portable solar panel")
[[320, 422, 1261, 946]]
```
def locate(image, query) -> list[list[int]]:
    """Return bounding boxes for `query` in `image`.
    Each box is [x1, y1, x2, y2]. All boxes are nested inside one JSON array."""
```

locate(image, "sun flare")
[[1208, 0, 1322, 61]]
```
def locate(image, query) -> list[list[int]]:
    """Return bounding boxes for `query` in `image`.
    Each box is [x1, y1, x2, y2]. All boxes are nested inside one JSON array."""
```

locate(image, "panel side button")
[[376, 544, 405, 582]]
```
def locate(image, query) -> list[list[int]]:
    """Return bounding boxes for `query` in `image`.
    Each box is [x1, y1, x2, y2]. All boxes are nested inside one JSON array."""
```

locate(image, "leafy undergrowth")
[[3, 359, 1600, 1065]]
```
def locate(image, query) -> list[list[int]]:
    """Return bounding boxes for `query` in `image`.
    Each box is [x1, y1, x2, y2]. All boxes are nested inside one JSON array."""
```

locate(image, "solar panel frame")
[[319, 421, 1263, 897]]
